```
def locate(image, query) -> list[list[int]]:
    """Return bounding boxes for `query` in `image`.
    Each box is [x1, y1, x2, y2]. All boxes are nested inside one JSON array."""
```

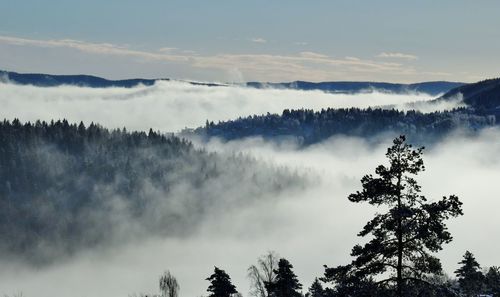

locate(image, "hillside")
[[0, 119, 302, 262], [193, 78, 500, 145], [438, 77, 500, 110], [246, 80, 465, 96]]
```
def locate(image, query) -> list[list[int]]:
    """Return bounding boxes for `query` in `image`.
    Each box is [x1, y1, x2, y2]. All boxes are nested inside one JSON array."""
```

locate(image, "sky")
[[1, 0, 499, 83]]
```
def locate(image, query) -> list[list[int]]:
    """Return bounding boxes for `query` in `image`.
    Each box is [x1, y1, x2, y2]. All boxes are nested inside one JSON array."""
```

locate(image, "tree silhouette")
[[248, 251, 279, 297], [265, 258, 302, 297], [455, 251, 484, 297], [307, 278, 325, 297], [484, 266, 500, 296], [159, 270, 179, 297], [206, 266, 238, 297], [324, 135, 463, 297]]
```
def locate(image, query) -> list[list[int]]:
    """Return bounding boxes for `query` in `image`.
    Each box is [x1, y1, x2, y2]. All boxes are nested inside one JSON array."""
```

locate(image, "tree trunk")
[[397, 173, 403, 297]]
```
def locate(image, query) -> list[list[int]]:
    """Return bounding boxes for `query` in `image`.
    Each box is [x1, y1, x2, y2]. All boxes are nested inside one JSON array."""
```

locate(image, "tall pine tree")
[[206, 266, 238, 297], [455, 251, 484, 297], [265, 258, 302, 297], [324, 135, 463, 297]]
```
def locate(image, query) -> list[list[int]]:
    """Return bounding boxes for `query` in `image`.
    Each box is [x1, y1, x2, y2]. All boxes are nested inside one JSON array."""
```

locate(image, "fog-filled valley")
[[1, 81, 499, 297], [0, 80, 456, 133]]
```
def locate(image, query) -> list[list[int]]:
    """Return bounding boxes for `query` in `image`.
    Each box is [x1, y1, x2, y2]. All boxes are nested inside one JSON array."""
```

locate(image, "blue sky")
[[1, 0, 499, 82]]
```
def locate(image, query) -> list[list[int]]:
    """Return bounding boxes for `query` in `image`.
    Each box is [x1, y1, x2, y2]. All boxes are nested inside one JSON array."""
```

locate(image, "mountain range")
[[1, 70, 464, 96]]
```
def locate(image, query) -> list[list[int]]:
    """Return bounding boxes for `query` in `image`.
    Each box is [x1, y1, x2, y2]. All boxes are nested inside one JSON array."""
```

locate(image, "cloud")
[[2, 128, 499, 297], [250, 38, 267, 44], [377, 51, 418, 60], [0, 81, 444, 133], [157, 47, 178, 53], [0, 84, 497, 297], [0, 35, 443, 83], [344, 56, 360, 61], [299, 51, 330, 59]]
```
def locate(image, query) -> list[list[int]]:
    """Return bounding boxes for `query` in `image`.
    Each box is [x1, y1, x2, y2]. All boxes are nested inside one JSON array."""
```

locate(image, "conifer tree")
[[455, 251, 484, 297], [485, 266, 500, 297], [206, 267, 238, 297], [324, 135, 463, 297], [265, 258, 302, 297], [307, 278, 325, 297]]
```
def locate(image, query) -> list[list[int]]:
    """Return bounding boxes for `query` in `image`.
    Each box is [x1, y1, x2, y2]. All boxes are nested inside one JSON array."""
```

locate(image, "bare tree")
[[160, 270, 180, 297], [248, 251, 279, 297]]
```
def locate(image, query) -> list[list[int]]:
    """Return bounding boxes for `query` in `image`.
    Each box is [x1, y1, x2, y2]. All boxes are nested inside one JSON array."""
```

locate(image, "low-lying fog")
[[0, 80, 454, 132], [0, 82, 497, 297]]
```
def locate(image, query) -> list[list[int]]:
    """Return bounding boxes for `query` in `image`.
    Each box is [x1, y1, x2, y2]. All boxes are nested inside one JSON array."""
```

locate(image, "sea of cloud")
[[0, 82, 497, 297], [0, 80, 453, 133]]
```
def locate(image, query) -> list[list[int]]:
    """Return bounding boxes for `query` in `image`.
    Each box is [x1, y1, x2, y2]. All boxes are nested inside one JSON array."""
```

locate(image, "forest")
[[0, 119, 303, 262], [192, 78, 500, 146], [194, 107, 497, 145]]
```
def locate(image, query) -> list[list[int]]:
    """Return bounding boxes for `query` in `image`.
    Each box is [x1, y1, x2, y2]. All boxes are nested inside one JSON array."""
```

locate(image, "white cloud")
[[0, 80, 442, 133], [0, 35, 444, 83], [250, 37, 267, 43], [377, 51, 418, 60], [0, 83, 496, 297], [1, 128, 499, 297]]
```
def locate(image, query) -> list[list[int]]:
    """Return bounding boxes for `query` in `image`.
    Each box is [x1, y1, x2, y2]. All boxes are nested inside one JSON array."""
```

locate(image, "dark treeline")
[[0, 119, 303, 262], [194, 107, 497, 145], [191, 250, 499, 297]]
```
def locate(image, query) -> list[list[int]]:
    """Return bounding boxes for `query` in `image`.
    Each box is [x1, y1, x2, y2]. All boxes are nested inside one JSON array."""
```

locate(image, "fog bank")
[[0, 81, 447, 132], [1, 129, 499, 297]]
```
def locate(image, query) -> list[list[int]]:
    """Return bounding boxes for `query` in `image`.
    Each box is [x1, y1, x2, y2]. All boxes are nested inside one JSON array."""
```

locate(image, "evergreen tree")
[[455, 251, 484, 297], [206, 267, 238, 297], [484, 266, 500, 297], [307, 278, 325, 297], [324, 135, 463, 297], [265, 258, 302, 297]]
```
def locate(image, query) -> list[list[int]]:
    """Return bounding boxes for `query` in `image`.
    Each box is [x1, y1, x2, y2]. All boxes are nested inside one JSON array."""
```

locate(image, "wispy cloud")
[[377, 52, 418, 60], [157, 47, 178, 53], [250, 37, 267, 43], [0, 35, 442, 82]]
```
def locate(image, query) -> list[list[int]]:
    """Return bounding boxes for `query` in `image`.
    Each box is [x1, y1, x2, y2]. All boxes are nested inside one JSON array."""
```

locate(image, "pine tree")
[[206, 266, 238, 297], [485, 266, 500, 297], [455, 251, 484, 297], [265, 258, 302, 297], [307, 278, 325, 297], [324, 135, 463, 297]]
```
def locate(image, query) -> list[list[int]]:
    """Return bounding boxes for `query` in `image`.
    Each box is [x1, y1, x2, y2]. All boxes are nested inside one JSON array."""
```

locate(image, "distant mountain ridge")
[[246, 80, 466, 96], [0, 70, 160, 88], [0, 70, 464, 95]]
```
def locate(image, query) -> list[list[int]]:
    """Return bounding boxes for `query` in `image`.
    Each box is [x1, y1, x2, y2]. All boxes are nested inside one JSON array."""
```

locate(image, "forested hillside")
[[195, 107, 496, 145], [438, 77, 500, 110], [0, 119, 303, 262], [194, 78, 500, 145]]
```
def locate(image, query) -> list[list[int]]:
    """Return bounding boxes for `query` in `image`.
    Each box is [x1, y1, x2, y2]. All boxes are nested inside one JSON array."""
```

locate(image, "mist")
[[0, 81, 455, 133], [0, 83, 497, 297]]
